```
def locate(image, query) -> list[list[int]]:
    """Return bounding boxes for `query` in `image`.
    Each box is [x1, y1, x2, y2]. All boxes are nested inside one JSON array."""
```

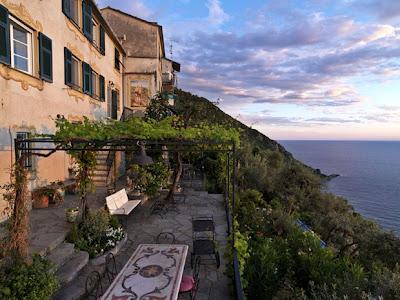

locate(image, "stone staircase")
[[47, 242, 89, 287], [92, 150, 111, 187]]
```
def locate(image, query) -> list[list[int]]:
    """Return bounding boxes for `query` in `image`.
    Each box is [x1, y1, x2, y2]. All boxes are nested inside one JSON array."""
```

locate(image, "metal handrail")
[[224, 192, 245, 300]]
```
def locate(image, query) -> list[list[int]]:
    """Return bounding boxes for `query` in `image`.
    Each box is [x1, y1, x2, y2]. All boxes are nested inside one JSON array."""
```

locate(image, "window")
[[38, 32, 53, 82], [82, 61, 92, 94], [114, 48, 120, 71], [16, 132, 32, 169], [92, 18, 98, 46], [70, 0, 79, 25], [91, 70, 98, 98], [65, 47, 80, 88], [10, 17, 32, 74], [82, 0, 92, 41], [63, 0, 79, 25], [99, 75, 105, 101], [0, 4, 10, 65], [71, 55, 79, 87]]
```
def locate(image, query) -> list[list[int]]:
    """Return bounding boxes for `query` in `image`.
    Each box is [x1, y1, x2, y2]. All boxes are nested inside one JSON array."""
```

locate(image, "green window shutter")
[[82, 62, 91, 94], [82, 1, 92, 41], [99, 75, 105, 101], [99, 25, 105, 55], [62, 0, 71, 18], [0, 4, 10, 65], [64, 47, 72, 85], [39, 32, 53, 82]]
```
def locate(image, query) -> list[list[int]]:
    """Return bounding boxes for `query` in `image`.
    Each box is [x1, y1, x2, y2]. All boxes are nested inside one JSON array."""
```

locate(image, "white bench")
[[106, 188, 141, 216]]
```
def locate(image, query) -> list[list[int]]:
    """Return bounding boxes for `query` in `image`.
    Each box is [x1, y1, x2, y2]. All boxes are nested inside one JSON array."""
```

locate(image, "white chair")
[[106, 188, 141, 217]]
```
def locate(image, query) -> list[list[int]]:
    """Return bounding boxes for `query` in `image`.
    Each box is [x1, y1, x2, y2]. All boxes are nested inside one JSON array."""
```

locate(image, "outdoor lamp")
[[132, 141, 153, 166]]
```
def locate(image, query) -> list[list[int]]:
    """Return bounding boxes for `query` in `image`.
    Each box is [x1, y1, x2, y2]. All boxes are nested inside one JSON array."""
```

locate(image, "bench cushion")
[[109, 200, 141, 215]]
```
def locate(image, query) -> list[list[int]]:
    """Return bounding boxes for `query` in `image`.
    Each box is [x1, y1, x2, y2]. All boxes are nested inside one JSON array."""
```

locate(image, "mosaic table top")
[[101, 244, 188, 300]]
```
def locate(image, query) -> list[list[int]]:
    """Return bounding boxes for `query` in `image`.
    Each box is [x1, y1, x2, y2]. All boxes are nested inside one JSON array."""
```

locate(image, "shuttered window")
[[82, 61, 92, 94], [62, 0, 71, 18], [114, 48, 120, 70], [99, 75, 105, 101], [82, 1, 92, 41], [64, 47, 72, 85], [39, 32, 52, 82], [0, 4, 10, 65], [99, 25, 105, 55]]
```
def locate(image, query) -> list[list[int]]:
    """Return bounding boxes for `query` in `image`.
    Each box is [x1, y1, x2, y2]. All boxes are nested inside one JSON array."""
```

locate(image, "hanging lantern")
[[132, 141, 153, 166]]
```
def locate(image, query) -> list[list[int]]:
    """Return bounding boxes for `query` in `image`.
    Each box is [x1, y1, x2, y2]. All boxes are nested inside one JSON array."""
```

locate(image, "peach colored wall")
[[0, 0, 124, 216]]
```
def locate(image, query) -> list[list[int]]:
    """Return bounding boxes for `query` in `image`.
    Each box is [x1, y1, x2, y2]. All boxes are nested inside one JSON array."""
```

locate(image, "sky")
[[97, 0, 400, 140]]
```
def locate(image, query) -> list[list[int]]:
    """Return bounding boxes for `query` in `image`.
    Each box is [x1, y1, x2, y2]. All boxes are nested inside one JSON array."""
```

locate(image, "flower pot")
[[66, 209, 79, 223], [33, 195, 49, 209]]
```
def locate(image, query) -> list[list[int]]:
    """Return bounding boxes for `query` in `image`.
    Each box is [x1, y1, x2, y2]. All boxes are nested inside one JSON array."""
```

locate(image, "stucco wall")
[[101, 8, 158, 58], [0, 0, 124, 214]]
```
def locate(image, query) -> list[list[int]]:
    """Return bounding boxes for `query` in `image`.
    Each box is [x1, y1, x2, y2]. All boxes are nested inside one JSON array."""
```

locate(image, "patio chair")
[[156, 232, 176, 244], [105, 252, 118, 283], [191, 216, 220, 268], [85, 271, 103, 300], [179, 256, 201, 300]]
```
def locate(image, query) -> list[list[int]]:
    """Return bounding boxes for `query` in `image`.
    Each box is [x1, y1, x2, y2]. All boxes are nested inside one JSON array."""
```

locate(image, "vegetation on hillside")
[[175, 89, 400, 299]]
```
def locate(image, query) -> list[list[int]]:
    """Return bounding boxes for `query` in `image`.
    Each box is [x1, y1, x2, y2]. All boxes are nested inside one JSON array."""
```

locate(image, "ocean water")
[[280, 141, 400, 235]]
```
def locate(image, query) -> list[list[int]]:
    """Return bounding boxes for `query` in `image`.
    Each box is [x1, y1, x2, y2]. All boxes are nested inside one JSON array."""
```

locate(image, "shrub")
[[0, 255, 59, 300], [66, 209, 124, 258]]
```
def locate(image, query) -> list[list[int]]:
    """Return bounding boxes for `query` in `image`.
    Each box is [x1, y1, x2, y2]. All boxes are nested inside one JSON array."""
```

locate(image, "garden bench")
[[106, 189, 141, 217]]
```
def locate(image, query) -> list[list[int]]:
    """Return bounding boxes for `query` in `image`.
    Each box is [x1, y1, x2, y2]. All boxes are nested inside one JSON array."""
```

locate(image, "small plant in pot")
[[32, 187, 52, 209], [66, 207, 79, 223], [49, 181, 65, 205]]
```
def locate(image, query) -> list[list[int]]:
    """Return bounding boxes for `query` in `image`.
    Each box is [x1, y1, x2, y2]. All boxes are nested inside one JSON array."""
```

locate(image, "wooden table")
[[101, 244, 188, 300]]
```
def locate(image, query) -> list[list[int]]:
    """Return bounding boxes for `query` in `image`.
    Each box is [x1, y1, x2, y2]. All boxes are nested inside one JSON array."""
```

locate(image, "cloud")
[[206, 0, 229, 26], [174, 6, 400, 110], [352, 0, 400, 21]]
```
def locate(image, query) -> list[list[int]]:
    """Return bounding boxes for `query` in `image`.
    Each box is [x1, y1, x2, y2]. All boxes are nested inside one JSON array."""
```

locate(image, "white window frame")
[[9, 16, 33, 75]]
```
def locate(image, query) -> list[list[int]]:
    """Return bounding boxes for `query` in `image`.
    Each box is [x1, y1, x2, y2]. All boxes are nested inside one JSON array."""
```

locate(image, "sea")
[[280, 141, 400, 235]]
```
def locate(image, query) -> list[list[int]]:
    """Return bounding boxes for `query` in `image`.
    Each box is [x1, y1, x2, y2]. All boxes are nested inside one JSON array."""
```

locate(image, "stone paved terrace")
[[54, 181, 233, 300]]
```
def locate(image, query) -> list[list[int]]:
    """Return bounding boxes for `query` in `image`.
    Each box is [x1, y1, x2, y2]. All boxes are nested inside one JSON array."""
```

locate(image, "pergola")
[[14, 136, 245, 300]]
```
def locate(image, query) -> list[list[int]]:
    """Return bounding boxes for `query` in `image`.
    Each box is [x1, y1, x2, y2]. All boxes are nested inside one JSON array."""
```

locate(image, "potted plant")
[[49, 181, 65, 205], [66, 207, 79, 223], [32, 187, 51, 209]]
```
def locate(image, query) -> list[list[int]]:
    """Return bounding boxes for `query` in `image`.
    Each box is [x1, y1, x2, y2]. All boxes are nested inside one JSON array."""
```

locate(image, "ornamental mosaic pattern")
[[101, 244, 188, 300]]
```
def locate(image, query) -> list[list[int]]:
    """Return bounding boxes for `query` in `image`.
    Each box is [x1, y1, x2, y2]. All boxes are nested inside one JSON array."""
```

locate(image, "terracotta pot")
[[33, 195, 49, 209]]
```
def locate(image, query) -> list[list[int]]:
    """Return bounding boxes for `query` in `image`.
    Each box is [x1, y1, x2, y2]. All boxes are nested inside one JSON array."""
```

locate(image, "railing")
[[224, 192, 246, 300]]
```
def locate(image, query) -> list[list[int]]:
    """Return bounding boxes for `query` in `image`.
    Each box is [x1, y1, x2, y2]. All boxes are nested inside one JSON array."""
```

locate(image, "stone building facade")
[[101, 7, 180, 114], [0, 0, 125, 220]]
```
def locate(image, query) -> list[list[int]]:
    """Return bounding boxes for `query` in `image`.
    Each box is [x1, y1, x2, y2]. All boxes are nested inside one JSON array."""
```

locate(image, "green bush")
[[0, 255, 59, 300], [66, 209, 124, 258]]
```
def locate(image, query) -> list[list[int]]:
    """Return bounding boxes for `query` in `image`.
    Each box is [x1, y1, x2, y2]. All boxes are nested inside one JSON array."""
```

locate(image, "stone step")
[[91, 170, 108, 176], [56, 250, 89, 285], [29, 232, 67, 257], [47, 242, 75, 272]]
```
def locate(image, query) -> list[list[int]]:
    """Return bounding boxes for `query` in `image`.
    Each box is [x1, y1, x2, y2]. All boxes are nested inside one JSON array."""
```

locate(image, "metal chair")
[[85, 270, 103, 300], [156, 232, 176, 244], [179, 256, 201, 300], [105, 252, 118, 283], [191, 216, 220, 268]]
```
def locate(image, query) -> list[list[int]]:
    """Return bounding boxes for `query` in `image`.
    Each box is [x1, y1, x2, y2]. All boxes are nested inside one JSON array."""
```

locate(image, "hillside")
[[174, 89, 400, 299], [174, 89, 329, 178]]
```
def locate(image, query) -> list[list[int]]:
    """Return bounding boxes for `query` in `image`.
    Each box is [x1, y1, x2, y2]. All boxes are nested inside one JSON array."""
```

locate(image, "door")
[[111, 90, 118, 120]]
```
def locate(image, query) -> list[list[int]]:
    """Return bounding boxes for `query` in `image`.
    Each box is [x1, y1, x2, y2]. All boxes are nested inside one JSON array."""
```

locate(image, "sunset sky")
[[98, 0, 400, 140]]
